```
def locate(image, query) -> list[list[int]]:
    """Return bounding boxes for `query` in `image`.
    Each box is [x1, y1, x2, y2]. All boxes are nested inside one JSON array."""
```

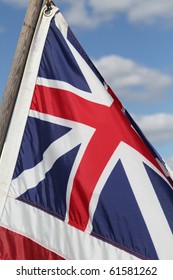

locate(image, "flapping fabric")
[[0, 6, 173, 260]]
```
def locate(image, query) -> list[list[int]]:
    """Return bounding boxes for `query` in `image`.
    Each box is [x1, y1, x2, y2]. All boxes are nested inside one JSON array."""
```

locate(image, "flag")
[[0, 5, 173, 260]]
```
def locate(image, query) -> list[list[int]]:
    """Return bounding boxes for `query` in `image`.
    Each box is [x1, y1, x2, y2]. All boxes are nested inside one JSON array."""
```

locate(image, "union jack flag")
[[0, 6, 173, 260]]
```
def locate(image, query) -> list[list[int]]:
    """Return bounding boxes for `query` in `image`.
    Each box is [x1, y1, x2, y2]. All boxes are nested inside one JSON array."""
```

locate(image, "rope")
[[45, 1, 56, 8], [45, 0, 52, 8]]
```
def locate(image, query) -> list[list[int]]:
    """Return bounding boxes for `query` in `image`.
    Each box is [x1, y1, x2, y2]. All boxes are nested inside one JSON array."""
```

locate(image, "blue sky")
[[0, 0, 173, 170]]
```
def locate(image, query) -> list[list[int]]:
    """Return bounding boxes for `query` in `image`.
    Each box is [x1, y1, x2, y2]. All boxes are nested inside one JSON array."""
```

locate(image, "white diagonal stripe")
[[10, 110, 95, 198]]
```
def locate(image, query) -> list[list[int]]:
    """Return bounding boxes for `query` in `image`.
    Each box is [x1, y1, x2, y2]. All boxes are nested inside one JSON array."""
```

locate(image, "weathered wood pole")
[[0, 0, 44, 156]]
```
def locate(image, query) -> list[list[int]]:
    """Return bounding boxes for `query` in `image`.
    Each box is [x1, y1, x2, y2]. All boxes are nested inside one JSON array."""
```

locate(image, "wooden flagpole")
[[0, 0, 44, 156]]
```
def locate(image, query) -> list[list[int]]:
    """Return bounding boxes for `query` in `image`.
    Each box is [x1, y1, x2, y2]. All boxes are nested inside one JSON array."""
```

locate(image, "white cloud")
[[89, 0, 173, 26], [60, 0, 96, 28], [128, 0, 173, 24], [134, 113, 173, 143], [94, 55, 173, 102], [62, 0, 127, 28], [62, 0, 173, 28]]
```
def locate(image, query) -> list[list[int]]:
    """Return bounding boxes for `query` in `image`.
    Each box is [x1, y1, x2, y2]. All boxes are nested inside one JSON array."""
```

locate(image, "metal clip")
[[43, 0, 53, 17]]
